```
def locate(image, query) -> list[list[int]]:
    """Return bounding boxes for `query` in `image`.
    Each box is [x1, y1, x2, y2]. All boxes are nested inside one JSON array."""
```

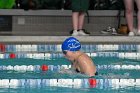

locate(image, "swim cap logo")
[[67, 39, 81, 50]]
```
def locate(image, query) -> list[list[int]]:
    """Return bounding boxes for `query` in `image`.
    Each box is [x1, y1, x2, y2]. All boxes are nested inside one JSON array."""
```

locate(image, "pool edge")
[[0, 36, 139, 44]]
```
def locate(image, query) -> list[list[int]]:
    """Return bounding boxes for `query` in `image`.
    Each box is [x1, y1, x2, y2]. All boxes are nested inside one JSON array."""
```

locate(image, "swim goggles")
[[62, 51, 67, 55]]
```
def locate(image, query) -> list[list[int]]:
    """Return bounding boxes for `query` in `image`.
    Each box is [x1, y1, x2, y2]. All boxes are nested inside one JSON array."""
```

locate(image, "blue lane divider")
[[1, 52, 140, 59], [1, 44, 139, 53], [0, 79, 140, 89], [0, 65, 140, 72]]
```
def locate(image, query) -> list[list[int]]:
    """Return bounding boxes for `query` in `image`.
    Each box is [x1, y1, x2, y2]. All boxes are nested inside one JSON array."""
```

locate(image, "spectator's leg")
[[78, 12, 85, 30], [124, 0, 134, 32], [135, 0, 140, 32], [77, 12, 90, 35], [71, 12, 79, 36], [72, 12, 79, 30]]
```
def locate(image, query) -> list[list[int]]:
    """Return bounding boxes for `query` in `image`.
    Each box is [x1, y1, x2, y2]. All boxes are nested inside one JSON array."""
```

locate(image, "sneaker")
[[128, 31, 135, 36], [69, 30, 73, 35], [101, 26, 113, 34], [70, 30, 79, 36], [111, 28, 118, 35], [78, 29, 90, 36], [137, 30, 140, 36]]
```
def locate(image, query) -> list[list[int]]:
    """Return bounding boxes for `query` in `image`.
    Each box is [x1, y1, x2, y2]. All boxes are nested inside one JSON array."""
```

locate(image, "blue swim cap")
[[61, 37, 81, 51]]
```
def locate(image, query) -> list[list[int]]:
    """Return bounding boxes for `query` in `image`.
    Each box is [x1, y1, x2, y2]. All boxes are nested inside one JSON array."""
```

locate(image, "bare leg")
[[135, 0, 140, 31], [78, 12, 85, 30], [72, 12, 79, 30], [124, 0, 134, 32]]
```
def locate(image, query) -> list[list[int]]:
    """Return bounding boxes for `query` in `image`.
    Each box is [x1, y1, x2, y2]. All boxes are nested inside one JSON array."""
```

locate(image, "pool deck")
[[0, 36, 140, 44]]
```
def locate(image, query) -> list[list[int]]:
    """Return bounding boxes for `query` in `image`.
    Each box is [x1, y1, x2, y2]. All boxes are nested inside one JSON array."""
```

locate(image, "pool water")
[[0, 57, 140, 79], [0, 44, 140, 93], [0, 57, 140, 93]]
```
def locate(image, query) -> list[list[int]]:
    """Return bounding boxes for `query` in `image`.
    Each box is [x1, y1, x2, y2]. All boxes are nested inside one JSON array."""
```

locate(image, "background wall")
[[0, 0, 138, 36], [0, 0, 124, 10]]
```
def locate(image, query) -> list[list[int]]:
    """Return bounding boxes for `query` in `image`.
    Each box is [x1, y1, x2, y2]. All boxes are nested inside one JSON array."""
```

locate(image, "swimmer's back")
[[77, 52, 96, 76]]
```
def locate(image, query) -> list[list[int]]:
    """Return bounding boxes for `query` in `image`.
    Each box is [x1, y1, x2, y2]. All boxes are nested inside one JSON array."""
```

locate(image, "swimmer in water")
[[61, 37, 97, 77]]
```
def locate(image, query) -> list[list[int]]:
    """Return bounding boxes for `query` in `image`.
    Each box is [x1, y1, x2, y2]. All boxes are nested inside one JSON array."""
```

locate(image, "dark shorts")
[[72, 0, 89, 12]]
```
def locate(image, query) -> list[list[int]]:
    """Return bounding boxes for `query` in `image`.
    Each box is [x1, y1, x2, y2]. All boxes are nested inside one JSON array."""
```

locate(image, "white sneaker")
[[111, 28, 118, 35], [78, 29, 90, 36], [128, 31, 135, 36], [71, 30, 79, 36], [137, 31, 140, 36]]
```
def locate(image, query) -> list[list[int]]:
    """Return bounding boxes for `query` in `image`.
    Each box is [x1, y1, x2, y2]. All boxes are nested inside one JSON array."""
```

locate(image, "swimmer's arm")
[[71, 61, 77, 70], [58, 68, 76, 74]]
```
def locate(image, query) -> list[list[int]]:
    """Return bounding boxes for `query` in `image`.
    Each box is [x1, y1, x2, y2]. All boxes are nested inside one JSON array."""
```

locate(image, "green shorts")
[[72, 0, 89, 12]]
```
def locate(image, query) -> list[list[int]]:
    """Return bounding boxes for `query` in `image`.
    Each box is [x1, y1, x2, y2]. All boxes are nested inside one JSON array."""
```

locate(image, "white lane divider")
[[96, 65, 140, 70], [0, 64, 140, 72], [0, 79, 139, 88]]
